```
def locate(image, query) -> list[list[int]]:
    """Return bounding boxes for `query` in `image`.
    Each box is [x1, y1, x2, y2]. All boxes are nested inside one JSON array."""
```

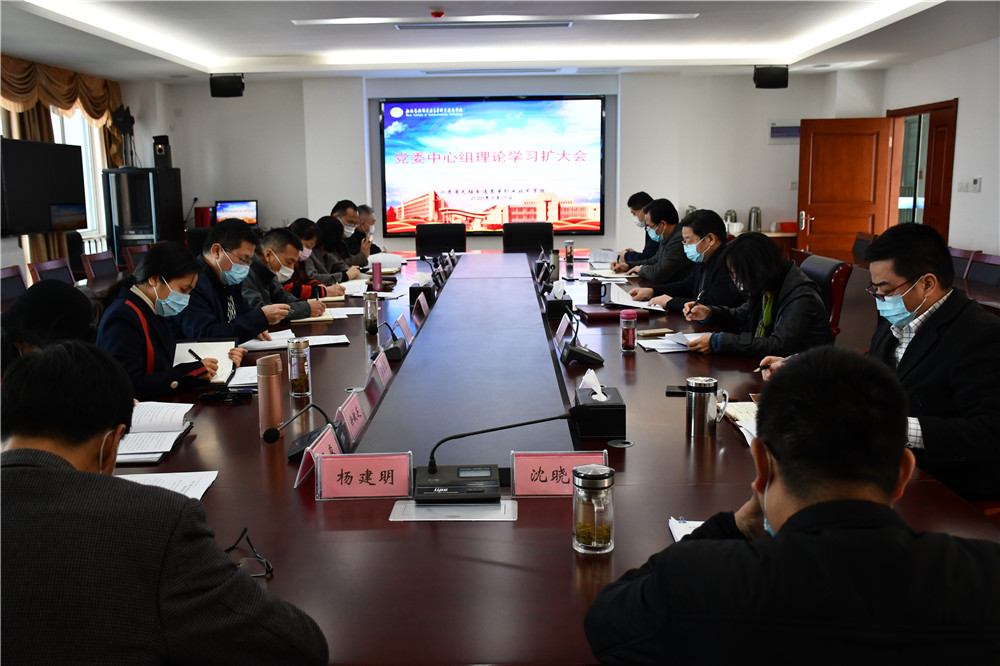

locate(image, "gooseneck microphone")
[[425, 405, 590, 474], [262, 403, 334, 443]]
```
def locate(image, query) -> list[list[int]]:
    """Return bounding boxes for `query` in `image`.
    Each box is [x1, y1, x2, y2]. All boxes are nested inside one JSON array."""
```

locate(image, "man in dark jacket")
[[585, 346, 1000, 664], [611, 198, 691, 284], [243, 227, 325, 322], [617, 191, 657, 263], [686, 232, 832, 357]]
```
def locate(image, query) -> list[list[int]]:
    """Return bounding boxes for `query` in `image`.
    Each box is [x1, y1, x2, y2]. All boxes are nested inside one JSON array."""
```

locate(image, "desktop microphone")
[[425, 405, 591, 474], [262, 402, 334, 443], [370, 321, 408, 361]]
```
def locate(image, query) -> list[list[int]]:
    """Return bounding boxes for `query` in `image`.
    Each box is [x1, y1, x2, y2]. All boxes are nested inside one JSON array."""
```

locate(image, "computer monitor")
[[215, 200, 258, 226]]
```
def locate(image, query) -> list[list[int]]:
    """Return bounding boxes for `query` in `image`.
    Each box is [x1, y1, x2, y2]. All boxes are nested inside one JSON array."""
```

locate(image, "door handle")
[[797, 211, 814, 231]]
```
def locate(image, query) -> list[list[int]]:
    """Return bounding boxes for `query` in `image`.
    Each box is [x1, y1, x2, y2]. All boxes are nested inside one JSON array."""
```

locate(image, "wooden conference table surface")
[[127, 252, 999, 665]]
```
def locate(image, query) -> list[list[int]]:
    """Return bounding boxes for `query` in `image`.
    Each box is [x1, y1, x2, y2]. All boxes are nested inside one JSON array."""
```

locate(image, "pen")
[[754, 353, 797, 373], [188, 348, 203, 362]]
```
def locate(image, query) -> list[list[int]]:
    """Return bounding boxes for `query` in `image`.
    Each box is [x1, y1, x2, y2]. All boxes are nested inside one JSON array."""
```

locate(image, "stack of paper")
[[668, 517, 705, 542], [117, 402, 194, 465], [240, 329, 351, 352], [117, 471, 218, 500], [637, 332, 703, 353], [588, 248, 619, 264], [609, 284, 665, 311]]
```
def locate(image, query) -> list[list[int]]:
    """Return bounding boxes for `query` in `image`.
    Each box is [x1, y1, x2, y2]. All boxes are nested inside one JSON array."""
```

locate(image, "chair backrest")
[[65, 230, 85, 277], [789, 248, 812, 266], [28, 258, 74, 285], [1, 265, 28, 300], [124, 244, 151, 273], [967, 252, 1000, 286], [851, 232, 877, 265], [82, 251, 118, 281], [415, 224, 467, 255], [800, 254, 852, 339], [502, 222, 553, 253], [185, 227, 212, 256], [948, 247, 978, 280]]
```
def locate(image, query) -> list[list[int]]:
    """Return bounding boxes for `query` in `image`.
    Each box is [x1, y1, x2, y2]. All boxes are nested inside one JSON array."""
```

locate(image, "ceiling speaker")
[[753, 66, 788, 89], [210, 74, 245, 98]]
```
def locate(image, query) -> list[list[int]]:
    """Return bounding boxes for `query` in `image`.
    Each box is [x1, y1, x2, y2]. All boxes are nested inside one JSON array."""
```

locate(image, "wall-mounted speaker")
[[210, 74, 245, 98], [753, 66, 788, 89], [152, 135, 171, 169]]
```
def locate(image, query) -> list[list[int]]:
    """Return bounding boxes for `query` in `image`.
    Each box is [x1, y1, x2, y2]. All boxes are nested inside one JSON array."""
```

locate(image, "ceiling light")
[[397, 21, 572, 31], [292, 13, 697, 27]]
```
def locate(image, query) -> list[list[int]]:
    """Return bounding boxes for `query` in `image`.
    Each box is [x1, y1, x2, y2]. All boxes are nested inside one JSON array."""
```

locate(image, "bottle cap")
[[619, 309, 637, 321], [256, 353, 282, 377]]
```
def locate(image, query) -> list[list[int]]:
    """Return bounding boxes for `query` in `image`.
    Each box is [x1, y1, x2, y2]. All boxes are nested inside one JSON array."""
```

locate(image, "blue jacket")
[[169, 256, 268, 343]]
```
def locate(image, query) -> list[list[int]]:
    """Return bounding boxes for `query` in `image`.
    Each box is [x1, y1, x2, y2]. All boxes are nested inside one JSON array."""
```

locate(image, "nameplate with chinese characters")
[[554, 313, 572, 350], [395, 313, 414, 345], [336, 391, 366, 444], [414, 292, 430, 319], [510, 451, 608, 497], [315, 452, 412, 500], [293, 424, 339, 489], [373, 350, 393, 387]]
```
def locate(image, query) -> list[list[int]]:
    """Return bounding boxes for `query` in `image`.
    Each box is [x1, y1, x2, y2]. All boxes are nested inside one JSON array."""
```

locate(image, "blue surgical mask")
[[683, 238, 705, 263], [154, 277, 190, 316], [217, 249, 250, 285], [762, 453, 775, 536], [876, 281, 925, 327], [647, 226, 663, 243]]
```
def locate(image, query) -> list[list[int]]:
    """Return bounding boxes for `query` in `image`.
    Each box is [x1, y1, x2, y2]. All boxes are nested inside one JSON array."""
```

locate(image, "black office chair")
[[851, 232, 876, 265], [415, 223, 467, 255], [28, 258, 75, 285], [800, 254, 852, 339], [502, 222, 553, 253], [1, 265, 28, 300]]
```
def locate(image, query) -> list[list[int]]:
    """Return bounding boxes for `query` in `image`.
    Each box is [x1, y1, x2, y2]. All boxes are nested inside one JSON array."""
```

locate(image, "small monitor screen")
[[215, 200, 258, 225], [49, 203, 88, 231]]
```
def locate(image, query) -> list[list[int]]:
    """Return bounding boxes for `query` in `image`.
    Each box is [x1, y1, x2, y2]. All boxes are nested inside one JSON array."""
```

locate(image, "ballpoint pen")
[[188, 348, 203, 362]]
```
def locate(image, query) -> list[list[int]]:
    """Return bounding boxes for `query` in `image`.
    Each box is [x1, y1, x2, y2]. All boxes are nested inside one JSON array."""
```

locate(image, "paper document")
[[588, 262, 611, 270], [669, 517, 704, 542], [588, 249, 619, 263], [290, 308, 338, 323], [342, 279, 369, 297], [240, 329, 294, 351], [338, 307, 365, 316], [319, 294, 345, 303], [609, 284, 665, 311], [636, 332, 702, 353], [173, 340, 237, 383], [227, 366, 258, 388], [582, 268, 624, 279], [736, 420, 756, 445], [237, 333, 350, 352], [117, 471, 219, 500], [725, 402, 758, 422], [131, 402, 193, 432], [377, 291, 406, 300]]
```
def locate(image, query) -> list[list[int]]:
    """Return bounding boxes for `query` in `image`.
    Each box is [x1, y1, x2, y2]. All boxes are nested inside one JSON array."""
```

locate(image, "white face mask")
[[267, 251, 295, 283], [98, 429, 116, 475]]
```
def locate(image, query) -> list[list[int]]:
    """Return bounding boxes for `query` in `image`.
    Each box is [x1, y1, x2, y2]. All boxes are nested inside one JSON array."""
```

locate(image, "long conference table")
[[129, 252, 1000, 665]]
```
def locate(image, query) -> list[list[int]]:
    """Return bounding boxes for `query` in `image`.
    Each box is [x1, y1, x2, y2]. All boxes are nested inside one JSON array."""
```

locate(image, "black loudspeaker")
[[753, 66, 788, 89], [210, 74, 245, 98], [152, 135, 171, 169]]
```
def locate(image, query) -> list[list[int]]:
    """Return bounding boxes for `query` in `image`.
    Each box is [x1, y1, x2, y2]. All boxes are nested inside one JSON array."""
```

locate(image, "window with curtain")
[[49, 106, 107, 240]]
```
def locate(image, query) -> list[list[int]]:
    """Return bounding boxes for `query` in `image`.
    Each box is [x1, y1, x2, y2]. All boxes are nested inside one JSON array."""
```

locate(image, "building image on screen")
[[215, 200, 258, 226], [381, 97, 604, 236]]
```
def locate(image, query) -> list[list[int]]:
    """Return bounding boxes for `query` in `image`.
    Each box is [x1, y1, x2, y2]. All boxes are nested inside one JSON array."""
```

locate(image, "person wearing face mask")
[[627, 209, 742, 312], [283, 218, 347, 300], [1, 341, 330, 665], [684, 232, 832, 357], [330, 199, 372, 266], [760, 225, 1000, 502], [616, 192, 657, 264], [242, 228, 326, 322], [610, 198, 691, 283], [306, 216, 364, 284], [345, 204, 384, 257], [97, 242, 246, 400], [584, 347, 1000, 663], [171, 218, 290, 343]]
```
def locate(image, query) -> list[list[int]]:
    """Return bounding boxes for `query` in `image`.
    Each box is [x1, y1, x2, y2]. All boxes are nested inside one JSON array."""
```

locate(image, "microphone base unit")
[[572, 387, 626, 440], [409, 284, 437, 309], [370, 337, 408, 362], [285, 421, 350, 460], [413, 464, 501, 504], [560, 342, 604, 366]]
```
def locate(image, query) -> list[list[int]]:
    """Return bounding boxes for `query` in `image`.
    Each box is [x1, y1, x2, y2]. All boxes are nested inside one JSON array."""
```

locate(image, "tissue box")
[[574, 387, 626, 440], [409, 284, 436, 308], [545, 294, 573, 319]]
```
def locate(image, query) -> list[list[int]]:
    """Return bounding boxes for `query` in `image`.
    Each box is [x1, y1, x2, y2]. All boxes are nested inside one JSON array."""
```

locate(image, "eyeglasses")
[[224, 527, 273, 578], [865, 276, 922, 302], [223, 248, 253, 266]]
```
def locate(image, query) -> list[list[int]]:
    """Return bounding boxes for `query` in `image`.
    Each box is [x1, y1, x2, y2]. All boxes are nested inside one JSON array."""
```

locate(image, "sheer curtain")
[[1, 54, 124, 263]]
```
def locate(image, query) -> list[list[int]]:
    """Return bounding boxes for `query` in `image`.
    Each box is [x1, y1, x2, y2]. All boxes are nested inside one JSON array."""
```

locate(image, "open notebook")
[[117, 401, 194, 465], [172, 338, 238, 384]]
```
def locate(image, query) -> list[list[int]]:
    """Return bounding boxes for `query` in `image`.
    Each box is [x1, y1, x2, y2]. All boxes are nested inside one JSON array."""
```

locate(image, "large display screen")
[[380, 96, 604, 237]]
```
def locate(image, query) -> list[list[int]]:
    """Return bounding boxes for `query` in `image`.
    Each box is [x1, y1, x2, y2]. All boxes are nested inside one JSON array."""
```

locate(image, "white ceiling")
[[1, 1, 997, 83]]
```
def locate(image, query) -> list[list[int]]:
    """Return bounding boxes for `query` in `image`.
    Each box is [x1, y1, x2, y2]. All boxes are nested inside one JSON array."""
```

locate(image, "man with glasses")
[[761, 224, 1000, 502], [1, 341, 329, 664], [173, 218, 290, 342]]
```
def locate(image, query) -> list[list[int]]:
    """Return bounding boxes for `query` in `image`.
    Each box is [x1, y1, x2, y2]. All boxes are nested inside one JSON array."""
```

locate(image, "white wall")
[[882, 37, 1000, 253], [107, 35, 999, 260]]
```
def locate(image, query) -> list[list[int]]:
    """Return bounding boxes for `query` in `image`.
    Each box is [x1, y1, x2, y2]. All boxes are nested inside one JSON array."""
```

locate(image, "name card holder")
[[293, 424, 340, 489], [373, 350, 393, 387], [554, 313, 572, 351], [413, 292, 431, 321], [336, 391, 367, 446], [316, 451, 413, 500], [395, 313, 414, 345], [510, 451, 608, 497]]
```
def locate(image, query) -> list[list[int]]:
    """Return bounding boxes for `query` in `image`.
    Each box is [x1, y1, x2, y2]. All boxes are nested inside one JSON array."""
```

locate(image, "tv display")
[[380, 96, 604, 237], [215, 200, 258, 226], [1, 138, 87, 235]]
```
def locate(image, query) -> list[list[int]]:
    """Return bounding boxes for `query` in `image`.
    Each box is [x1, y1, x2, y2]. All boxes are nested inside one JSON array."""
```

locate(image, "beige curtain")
[[1, 55, 124, 265]]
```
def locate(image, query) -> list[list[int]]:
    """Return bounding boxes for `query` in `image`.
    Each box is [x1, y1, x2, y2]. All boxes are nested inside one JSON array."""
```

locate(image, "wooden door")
[[919, 103, 957, 239], [796, 118, 901, 263]]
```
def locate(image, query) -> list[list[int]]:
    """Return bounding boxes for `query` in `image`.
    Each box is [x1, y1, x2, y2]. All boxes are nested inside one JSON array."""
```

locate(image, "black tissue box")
[[545, 294, 573, 319], [573, 387, 626, 440], [409, 284, 437, 309]]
